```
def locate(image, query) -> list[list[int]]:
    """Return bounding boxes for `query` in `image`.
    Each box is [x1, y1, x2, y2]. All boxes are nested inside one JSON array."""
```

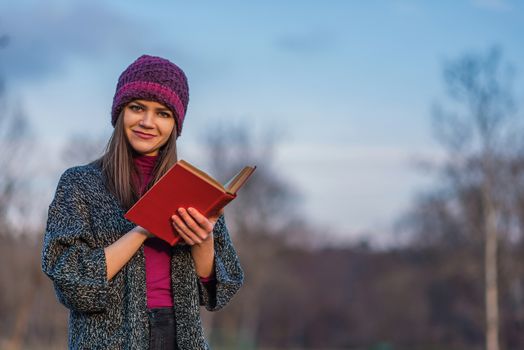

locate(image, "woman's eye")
[[129, 105, 143, 112], [159, 111, 171, 118]]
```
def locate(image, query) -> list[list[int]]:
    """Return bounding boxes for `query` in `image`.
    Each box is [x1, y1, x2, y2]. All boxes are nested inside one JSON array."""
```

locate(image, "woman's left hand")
[[171, 207, 222, 246]]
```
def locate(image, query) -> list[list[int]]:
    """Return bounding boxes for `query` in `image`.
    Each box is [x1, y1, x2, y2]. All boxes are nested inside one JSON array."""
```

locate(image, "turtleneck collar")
[[133, 154, 159, 196], [134, 154, 158, 177]]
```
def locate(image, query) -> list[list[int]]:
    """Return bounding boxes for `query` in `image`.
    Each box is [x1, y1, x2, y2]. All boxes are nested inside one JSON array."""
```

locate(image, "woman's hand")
[[171, 207, 222, 246], [171, 207, 222, 278]]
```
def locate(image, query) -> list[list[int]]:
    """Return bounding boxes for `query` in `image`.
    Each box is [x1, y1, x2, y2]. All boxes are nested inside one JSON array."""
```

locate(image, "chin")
[[130, 145, 153, 155], [130, 142, 157, 155], [138, 150, 158, 156]]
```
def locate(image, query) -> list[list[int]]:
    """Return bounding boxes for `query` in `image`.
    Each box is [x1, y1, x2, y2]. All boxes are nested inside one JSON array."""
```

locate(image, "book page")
[[224, 166, 256, 194]]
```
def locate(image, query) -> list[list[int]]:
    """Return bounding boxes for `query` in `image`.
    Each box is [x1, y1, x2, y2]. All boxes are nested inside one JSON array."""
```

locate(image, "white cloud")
[[274, 142, 443, 242]]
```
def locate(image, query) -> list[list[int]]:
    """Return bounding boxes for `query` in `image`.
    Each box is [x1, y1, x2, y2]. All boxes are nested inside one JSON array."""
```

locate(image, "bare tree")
[[0, 32, 36, 236], [0, 33, 50, 350], [202, 122, 303, 237], [198, 122, 305, 347], [432, 47, 517, 350], [0, 90, 32, 230]]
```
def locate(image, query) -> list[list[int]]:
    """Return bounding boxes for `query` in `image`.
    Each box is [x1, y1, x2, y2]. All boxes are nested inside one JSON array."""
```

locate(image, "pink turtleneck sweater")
[[134, 155, 215, 309]]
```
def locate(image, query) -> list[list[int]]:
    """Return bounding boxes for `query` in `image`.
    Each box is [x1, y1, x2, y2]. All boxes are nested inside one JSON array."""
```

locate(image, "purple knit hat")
[[111, 55, 189, 137]]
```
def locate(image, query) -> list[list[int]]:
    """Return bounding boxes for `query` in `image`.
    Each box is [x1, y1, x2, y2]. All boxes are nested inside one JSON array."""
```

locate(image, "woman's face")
[[123, 99, 176, 156]]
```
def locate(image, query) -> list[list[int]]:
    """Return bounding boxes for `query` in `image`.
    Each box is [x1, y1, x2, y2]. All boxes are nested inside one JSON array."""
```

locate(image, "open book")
[[125, 159, 256, 246]]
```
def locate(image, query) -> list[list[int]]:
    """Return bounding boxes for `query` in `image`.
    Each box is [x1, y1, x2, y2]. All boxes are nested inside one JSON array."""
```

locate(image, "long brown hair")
[[97, 108, 178, 210]]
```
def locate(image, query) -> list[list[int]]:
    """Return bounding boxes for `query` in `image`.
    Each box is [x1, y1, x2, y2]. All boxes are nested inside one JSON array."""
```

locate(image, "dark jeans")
[[148, 308, 178, 350]]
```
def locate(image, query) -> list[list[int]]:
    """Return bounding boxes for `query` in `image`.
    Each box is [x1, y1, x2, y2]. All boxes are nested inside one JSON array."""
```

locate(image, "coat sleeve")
[[197, 215, 244, 311], [41, 168, 109, 313]]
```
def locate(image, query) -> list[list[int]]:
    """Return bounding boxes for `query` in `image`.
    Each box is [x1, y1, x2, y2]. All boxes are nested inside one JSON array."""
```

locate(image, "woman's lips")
[[133, 130, 156, 140]]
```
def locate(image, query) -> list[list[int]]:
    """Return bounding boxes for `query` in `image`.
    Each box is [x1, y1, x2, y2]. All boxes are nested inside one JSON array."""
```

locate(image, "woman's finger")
[[172, 217, 201, 245], [176, 227, 196, 245], [176, 208, 211, 240], [172, 215, 205, 244], [187, 207, 214, 232]]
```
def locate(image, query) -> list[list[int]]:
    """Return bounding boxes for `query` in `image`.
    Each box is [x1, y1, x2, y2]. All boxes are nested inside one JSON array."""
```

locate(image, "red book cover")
[[125, 160, 255, 246]]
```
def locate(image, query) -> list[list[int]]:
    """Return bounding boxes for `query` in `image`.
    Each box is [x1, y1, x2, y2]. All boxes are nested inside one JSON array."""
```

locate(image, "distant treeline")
[[2, 232, 524, 350]]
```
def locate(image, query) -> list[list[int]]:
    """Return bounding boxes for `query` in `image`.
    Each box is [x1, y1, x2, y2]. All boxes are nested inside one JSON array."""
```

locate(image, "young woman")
[[41, 55, 244, 350]]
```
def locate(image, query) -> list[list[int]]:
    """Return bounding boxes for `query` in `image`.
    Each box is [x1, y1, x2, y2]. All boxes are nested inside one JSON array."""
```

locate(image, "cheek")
[[122, 111, 137, 128], [159, 119, 176, 137], [122, 115, 134, 138]]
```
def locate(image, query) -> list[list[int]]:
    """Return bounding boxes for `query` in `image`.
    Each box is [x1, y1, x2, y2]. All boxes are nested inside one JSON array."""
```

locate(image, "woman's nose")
[[139, 111, 154, 128]]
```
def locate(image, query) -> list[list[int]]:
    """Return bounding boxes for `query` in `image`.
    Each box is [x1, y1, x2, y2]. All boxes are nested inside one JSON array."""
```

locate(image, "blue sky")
[[1, 0, 523, 241]]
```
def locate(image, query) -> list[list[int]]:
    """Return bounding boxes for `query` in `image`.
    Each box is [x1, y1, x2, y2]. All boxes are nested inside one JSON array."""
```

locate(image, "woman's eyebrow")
[[156, 107, 172, 113], [131, 101, 171, 113]]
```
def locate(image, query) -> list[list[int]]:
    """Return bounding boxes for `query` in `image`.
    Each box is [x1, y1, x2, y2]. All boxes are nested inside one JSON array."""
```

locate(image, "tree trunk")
[[483, 178, 500, 350]]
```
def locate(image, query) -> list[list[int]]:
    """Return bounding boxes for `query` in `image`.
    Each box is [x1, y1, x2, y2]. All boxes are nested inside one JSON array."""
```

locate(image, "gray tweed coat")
[[41, 163, 244, 349]]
